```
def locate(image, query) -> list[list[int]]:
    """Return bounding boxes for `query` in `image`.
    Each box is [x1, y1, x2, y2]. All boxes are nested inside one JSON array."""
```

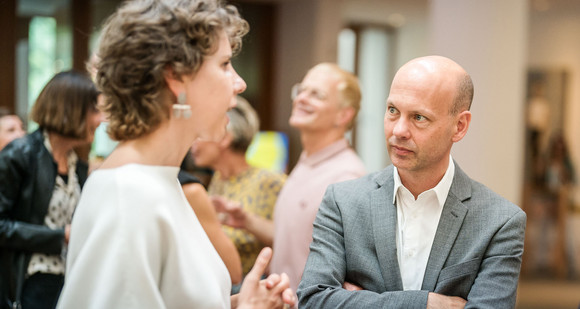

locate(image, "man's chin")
[[390, 156, 413, 170], [289, 117, 309, 129]]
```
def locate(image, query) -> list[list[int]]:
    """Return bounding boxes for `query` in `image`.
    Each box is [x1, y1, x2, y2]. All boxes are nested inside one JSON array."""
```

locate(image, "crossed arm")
[[296, 186, 431, 308], [297, 185, 526, 309]]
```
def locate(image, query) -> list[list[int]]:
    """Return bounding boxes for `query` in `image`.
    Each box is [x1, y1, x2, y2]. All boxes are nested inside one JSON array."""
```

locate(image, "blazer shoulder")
[[466, 178, 525, 218], [330, 168, 390, 195]]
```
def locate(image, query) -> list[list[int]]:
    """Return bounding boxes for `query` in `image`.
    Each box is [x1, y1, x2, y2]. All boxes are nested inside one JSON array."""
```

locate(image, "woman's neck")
[[214, 150, 249, 179], [47, 132, 77, 173], [100, 121, 191, 169]]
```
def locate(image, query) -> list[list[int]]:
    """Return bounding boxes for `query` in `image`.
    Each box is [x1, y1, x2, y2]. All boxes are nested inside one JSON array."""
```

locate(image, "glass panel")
[[338, 28, 356, 74], [356, 27, 392, 173], [18, 0, 72, 132], [28, 17, 57, 132]]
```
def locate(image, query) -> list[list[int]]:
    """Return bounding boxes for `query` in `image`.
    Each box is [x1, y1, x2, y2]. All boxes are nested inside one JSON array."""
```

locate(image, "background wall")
[[430, 0, 528, 204]]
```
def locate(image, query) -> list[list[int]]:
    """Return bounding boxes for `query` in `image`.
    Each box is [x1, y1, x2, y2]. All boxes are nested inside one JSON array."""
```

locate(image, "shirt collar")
[[392, 155, 455, 207], [299, 139, 350, 167]]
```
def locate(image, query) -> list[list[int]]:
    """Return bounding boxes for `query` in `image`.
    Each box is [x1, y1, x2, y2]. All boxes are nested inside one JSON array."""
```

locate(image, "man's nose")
[[392, 118, 410, 139]]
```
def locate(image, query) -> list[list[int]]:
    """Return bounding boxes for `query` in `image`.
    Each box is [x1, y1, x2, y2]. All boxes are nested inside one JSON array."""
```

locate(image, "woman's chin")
[[198, 127, 226, 143]]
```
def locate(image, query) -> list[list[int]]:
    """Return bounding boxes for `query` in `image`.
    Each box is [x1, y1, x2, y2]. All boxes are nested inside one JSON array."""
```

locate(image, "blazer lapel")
[[421, 164, 471, 291], [371, 166, 403, 291]]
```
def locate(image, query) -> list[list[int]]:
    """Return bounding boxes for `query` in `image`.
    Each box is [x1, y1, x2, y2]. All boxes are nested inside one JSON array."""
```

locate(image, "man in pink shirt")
[[212, 63, 365, 295], [270, 63, 366, 293]]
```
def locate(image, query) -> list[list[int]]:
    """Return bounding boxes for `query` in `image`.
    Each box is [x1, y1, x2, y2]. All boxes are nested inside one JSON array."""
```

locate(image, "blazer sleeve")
[[464, 210, 526, 308], [297, 184, 429, 308]]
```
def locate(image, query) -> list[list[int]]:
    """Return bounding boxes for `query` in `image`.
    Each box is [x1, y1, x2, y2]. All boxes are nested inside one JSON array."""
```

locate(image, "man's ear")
[[452, 110, 471, 143], [164, 66, 185, 98], [335, 106, 355, 128]]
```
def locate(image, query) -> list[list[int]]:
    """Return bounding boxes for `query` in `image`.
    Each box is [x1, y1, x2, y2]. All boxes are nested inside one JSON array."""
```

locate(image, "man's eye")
[[312, 90, 326, 100], [415, 114, 426, 121], [388, 107, 397, 114]]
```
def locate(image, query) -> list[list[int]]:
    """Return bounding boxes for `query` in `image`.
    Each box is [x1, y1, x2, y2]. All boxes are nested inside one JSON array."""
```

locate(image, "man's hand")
[[211, 196, 247, 229], [427, 292, 466, 309], [343, 281, 363, 291], [235, 247, 296, 309]]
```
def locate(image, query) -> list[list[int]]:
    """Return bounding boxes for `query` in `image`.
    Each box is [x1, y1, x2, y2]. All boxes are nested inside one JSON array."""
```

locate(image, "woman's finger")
[[243, 247, 272, 286]]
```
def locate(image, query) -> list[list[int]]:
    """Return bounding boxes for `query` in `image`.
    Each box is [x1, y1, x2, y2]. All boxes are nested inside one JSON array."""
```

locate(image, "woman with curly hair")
[[56, 0, 294, 308]]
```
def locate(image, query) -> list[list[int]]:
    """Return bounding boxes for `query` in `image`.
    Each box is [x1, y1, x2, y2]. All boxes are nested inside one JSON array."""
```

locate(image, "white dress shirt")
[[393, 156, 455, 290]]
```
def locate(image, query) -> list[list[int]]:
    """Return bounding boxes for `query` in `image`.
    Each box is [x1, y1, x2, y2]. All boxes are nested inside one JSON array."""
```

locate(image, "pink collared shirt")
[[271, 139, 366, 293]]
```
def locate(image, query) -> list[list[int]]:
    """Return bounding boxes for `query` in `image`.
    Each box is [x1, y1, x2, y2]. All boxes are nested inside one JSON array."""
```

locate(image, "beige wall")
[[430, 0, 529, 204]]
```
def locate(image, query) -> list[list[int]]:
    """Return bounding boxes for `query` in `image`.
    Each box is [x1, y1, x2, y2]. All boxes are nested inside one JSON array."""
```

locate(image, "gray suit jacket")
[[297, 164, 526, 309]]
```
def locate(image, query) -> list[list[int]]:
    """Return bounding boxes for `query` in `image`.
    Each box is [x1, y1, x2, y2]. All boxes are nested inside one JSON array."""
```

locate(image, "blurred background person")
[[213, 64, 365, 298], [0, 70, 102, 309], [192, 96, 286, 294], [178, 157, 243, 284], [544, 132, 576, 278], [545, 132, 576, 195], [0, 108, 25, 151], [269, 63, 366, 294], [526, 131, 577, 279]]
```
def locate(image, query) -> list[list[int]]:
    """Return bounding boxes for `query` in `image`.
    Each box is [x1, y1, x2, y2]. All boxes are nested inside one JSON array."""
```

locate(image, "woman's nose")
[[233, 70, 246, 94]]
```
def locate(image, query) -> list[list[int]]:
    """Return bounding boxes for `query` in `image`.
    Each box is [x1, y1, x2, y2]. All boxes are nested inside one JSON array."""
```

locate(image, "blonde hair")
[[227, 96, 259, 153], [96, 0, 248, 141], [311, 63, 361, 130]]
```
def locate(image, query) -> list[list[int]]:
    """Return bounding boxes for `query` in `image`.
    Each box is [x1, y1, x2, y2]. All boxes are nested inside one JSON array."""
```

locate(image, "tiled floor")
[[516, 279, 580, 309]]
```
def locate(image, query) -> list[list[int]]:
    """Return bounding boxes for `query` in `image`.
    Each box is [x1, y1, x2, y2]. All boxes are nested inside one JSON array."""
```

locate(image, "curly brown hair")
[[96, 0, 248, 141]]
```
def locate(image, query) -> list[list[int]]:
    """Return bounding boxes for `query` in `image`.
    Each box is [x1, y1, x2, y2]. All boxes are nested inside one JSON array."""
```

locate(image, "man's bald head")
[[396, 56, 473, 115]]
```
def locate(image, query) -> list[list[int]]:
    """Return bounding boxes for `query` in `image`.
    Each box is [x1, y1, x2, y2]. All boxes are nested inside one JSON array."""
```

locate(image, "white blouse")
[[57, 164, 230, 309]]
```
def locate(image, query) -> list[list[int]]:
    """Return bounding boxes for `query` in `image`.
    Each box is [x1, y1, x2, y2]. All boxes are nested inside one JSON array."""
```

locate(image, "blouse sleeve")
[[57, 183, 167, 308]]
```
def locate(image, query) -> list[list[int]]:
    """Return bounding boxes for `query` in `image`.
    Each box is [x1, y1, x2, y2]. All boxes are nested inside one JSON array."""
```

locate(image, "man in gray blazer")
[[297, 56, 526, 308]]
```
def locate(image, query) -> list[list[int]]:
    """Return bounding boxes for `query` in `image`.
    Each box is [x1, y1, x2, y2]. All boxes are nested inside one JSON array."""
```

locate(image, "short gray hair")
[[227, 96, 259, 153], [451, 73, 474, 114]]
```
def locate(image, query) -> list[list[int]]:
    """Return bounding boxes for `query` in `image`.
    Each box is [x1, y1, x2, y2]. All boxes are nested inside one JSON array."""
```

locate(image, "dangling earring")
[[173, 93, 191, 119]]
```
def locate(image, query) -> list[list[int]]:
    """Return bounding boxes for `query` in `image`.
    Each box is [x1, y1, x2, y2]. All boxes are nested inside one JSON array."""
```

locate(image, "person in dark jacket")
[[0, 108, 25, 151], [0, 70, 103, 309]]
